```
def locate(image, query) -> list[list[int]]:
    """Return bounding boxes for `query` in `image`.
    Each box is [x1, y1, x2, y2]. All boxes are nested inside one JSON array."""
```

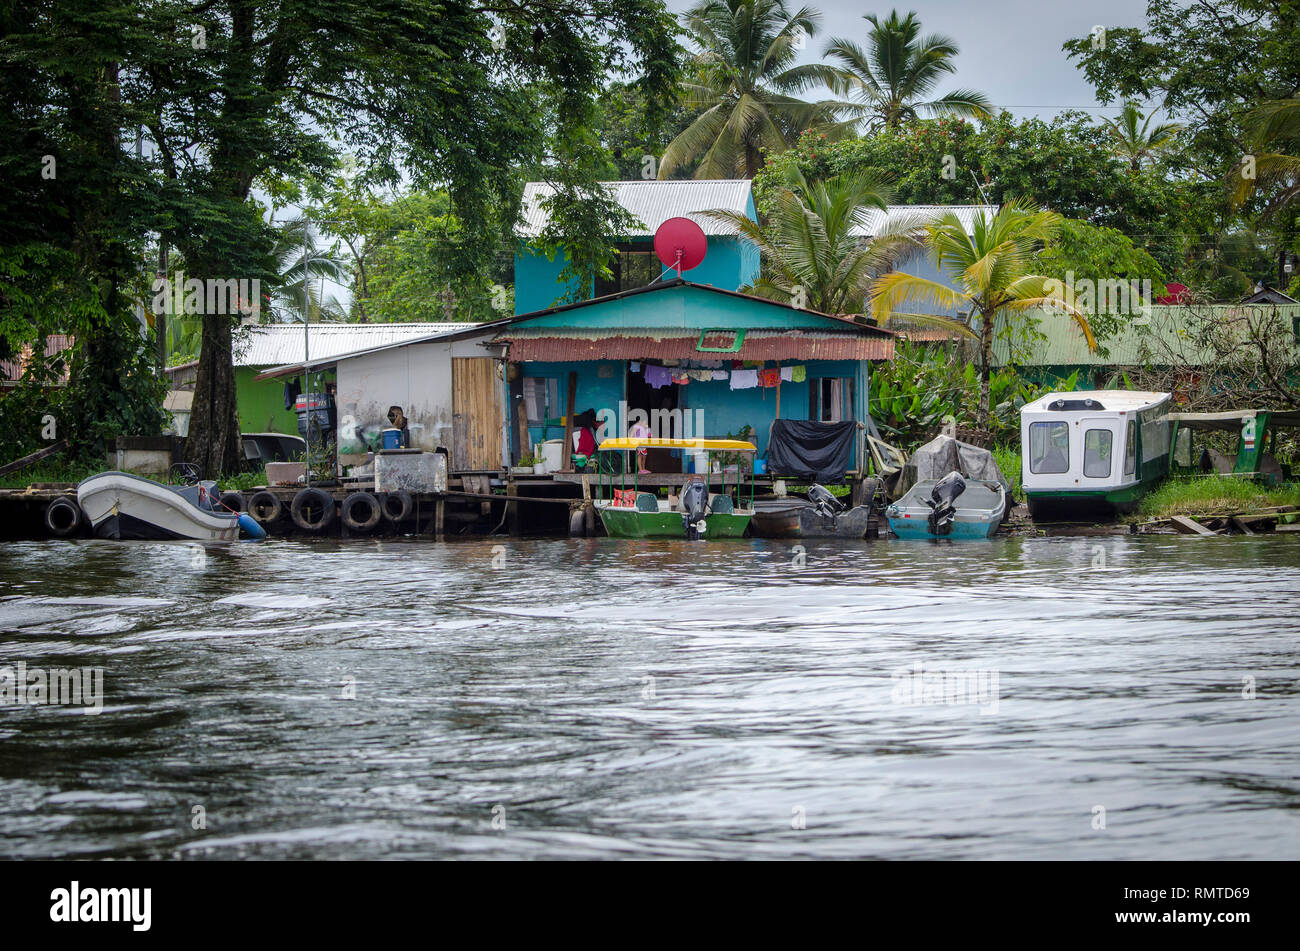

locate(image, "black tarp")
[[766, 419, 857, 482]]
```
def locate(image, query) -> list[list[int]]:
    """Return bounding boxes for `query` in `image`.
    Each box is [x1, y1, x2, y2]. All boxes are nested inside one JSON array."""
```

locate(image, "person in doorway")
[[628, 418, 652, 473], [572, 408, 598, 468]]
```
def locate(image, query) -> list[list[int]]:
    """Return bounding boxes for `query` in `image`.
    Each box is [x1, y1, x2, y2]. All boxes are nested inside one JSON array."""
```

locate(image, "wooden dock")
[[1, 470, 879, 541]]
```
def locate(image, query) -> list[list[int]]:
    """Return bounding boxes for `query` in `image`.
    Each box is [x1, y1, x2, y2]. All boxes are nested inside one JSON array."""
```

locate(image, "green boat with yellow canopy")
[[593, 437, 757, 539]]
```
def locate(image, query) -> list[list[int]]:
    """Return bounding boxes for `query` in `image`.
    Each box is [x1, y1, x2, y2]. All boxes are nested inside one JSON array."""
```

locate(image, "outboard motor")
[[807, 483, 845, 520], [681, 480, 710, 539], [924, 471, 966, 536]]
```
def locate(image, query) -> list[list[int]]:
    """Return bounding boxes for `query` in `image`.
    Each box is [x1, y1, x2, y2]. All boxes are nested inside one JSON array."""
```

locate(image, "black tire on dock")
[[569, 508, 587, 537], [341, 491, 382, 534], [290, 487, 336, 533], [248, 490, 283, 525], [44, 497, 82, 537], [219, 491, 246, 513], [380, 490, 414, 523]]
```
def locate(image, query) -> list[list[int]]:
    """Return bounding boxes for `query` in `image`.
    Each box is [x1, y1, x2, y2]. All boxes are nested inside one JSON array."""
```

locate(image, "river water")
[[1, 535, 1297, 860]]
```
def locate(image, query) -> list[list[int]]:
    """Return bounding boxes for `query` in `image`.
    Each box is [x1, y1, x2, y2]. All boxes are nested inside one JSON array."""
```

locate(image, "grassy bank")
[[0, 459, 102, 489], [992, 446, 1021, 501], [1136, 477, 1300, 521]]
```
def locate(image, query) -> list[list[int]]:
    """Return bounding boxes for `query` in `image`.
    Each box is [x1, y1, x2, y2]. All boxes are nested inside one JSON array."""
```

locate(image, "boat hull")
[[750, 501, 805, 538], [77, 472, 240, 542], [596, 506, 752, 539], [885, 479, 1005, 540], [797, 505, 873, 538]]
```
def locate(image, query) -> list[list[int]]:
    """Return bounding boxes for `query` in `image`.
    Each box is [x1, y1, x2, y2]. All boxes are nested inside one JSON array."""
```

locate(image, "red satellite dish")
[[654, 217, 707, 276], [1156, 282, 1189, 305]]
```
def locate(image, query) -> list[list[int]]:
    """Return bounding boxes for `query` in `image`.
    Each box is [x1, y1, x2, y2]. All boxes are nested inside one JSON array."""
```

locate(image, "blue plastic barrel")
[[381, 428, 404, 450]]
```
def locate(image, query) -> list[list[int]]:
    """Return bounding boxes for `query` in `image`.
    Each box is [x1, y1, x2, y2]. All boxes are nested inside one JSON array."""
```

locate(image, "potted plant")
[[511, 453, 539, 476]]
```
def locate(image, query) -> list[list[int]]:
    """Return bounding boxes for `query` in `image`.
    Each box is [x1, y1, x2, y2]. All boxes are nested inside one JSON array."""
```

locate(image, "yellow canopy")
[[598, 437, 757, 452]]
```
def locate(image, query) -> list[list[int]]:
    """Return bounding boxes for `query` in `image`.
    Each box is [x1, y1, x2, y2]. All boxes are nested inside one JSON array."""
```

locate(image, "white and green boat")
[[592, 437, 756, 539], [1020, 390, 1171, 516]]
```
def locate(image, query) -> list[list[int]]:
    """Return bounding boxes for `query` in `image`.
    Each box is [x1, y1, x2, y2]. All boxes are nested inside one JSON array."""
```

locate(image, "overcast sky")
[[666, 0, 1159, 120]]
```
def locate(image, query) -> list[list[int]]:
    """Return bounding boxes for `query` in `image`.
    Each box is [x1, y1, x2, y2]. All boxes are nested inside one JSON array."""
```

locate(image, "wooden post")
[[506, 479, 519, 535], [434, 497, 445, 539], [581, 473, 595, 534], [559, 371, 577, 472], [774, 363, 781, 419]]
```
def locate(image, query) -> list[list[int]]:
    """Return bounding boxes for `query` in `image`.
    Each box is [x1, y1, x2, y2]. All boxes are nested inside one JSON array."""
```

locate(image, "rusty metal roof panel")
[[495, 329, 892, 362]]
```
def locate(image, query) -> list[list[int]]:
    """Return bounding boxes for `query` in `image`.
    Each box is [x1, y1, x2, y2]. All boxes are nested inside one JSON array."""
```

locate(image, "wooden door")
[[452, 358, 503, 471]]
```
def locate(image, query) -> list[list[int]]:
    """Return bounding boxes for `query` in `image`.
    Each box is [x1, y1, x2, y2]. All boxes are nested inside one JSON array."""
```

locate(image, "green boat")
[[592, 437, 756, 540]]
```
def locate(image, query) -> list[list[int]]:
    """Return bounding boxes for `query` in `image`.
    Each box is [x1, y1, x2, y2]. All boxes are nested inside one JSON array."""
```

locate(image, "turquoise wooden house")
[[501, 179, 895, 474], [493, 279, 893, 469]]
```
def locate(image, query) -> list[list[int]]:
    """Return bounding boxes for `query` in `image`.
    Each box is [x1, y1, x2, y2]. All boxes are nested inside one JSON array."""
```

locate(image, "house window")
[[522, 376, 558, 425], [1029, 421, 1069, 473], [810, 378, 854, 422], [1124, 419, 1137, 476], [1083, 429, 1112, 478], [594, 245, 658, 297]]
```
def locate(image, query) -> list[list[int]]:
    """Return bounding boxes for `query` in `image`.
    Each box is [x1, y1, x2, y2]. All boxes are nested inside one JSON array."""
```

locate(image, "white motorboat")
[[77, 471, 242, 541]]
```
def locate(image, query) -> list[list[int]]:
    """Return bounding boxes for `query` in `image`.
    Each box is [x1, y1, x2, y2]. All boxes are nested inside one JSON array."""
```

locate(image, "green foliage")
[[703, 163, 909, 314], [1136, 476, 1300, 521], [991, 445, 1021, 501], [869, 340, 1079, 449], [756, 113, 1219, 277], [806, 9, 991, 131], [662, 0, 847, 178]]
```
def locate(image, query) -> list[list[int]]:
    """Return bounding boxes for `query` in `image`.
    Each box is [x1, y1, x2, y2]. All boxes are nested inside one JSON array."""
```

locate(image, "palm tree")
[[807, 9, 991, 132], [268, 217, 349, 323], [1229, 96, 1300, 289], [661, 0, 849, 179], [1102, 103, 1182, 172], [703, 165, 923, 314], [869, 199, 1096, 428]]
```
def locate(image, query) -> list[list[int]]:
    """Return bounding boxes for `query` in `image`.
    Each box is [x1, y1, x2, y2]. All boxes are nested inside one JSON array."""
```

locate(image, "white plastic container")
[[538, 439, 565, 475], [691, 451, 709, 474]]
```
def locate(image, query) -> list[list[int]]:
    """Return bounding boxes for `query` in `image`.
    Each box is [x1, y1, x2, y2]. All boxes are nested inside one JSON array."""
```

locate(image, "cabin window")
[[1083, 429, 1113, 478], [522, 376, 558, 426], [594, 246, 658, 297], [1028, 422, 1069, 473], [1124, 420, 1136, 476], [810, 378, 854, 422]]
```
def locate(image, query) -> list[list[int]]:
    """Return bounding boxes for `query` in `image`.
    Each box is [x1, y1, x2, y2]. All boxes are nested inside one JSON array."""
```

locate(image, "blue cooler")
[[381, 428, 405, 450]]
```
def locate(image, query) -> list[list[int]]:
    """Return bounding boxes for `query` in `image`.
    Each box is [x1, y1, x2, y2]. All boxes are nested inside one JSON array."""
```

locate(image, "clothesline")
[[630, 360, 808, 390]]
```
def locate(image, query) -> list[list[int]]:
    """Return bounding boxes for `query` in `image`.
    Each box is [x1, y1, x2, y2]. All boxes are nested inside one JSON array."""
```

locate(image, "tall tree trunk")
[[186, 313, 242, 476], [977, 311, 994, 430]]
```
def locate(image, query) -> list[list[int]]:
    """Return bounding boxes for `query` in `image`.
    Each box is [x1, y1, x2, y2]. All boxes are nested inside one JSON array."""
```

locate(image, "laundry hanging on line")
[[729, 368, 759, 390]]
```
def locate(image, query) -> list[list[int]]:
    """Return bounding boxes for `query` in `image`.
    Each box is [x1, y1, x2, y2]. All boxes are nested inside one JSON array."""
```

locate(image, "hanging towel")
[[759, 368, 780, 388], [731, 360, 743, 369], [645, 364, 673, 389], [662, 359, 680, 367], [711, 370, 729, 381], [729, 368, 759, 390], [743, 360, 762, 369], [687, 369, 713, 382], [792, 365, 807, 383], [672, 372, 690, 385], [630, 361, 641, 373], [780, 366, 794, 382]]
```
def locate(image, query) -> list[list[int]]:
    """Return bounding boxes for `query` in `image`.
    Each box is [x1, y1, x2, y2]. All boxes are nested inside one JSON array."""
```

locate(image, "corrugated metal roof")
[[1, 334, 73, 383], [993, 304, 1300, 367], [850, 205, 999, 237], [231, 322, 481, 367], [495, 328, 892, 362], [517, 180, 754, 237]]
